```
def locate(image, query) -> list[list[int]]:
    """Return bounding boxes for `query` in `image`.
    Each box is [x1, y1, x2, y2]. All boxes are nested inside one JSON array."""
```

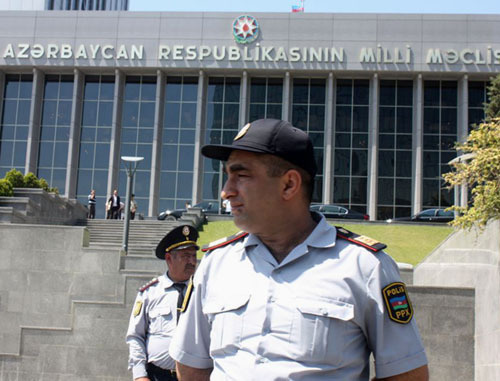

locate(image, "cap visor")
[[202, 144, 271, 161], [171, 243, 200, 251], [201, 145, 234, 161]]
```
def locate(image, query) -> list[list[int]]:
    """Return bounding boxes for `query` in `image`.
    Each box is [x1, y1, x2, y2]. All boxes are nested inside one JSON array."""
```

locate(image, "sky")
[[129, 0, 500, 14]]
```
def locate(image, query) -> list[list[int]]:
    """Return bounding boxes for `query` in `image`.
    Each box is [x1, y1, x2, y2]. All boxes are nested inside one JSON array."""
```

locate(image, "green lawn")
[[196, 220, 453, 266]]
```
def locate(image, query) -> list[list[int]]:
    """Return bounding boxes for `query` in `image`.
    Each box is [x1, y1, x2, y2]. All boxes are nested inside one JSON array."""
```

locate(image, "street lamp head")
[[121, 156, 144, 163]]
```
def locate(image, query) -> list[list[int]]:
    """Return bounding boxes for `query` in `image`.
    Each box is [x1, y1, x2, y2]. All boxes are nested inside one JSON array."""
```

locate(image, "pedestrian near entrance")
[[170, 119, 429, 380], [222, 198, 231, 214], [130, 194, 138, 220], [87, 189, 96, 219], [127, 224, 199, 381], [108, 189, 121, 219]]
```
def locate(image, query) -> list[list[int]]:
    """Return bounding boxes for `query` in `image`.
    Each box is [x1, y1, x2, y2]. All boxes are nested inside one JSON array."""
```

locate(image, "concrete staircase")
[[85, 207, 205, 274], [0, 207, 207, 379], [86, 219, 177, 256]]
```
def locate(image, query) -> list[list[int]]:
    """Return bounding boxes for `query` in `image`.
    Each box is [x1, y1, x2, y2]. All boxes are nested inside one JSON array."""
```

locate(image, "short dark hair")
[[259, 154, 314, 202]]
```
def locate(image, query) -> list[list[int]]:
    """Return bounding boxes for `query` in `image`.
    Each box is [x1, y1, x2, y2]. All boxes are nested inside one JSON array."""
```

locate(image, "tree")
[[443, 73, 500, 230], [485, 74, 500, 120], [5, 168, 24, 188]]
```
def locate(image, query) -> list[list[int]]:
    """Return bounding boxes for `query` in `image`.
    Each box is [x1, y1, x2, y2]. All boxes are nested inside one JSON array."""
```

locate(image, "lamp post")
[[121, 156, 144, 255]]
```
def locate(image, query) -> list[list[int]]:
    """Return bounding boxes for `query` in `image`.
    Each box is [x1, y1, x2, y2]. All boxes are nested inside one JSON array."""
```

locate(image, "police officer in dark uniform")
[[126, 224, 199, 381]]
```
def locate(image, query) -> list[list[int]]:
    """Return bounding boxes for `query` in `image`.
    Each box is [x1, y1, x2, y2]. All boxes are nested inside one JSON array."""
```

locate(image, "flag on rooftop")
[[292, 0, 304, 12]]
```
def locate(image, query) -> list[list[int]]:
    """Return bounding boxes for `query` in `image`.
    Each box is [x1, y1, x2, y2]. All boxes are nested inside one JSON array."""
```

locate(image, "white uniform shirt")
[[126, 273, 186, 379], [170, 215, 427, 380]]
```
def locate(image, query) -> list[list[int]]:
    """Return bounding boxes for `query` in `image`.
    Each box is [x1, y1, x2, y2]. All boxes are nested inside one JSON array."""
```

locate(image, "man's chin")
[[232, 215, 255, 233]]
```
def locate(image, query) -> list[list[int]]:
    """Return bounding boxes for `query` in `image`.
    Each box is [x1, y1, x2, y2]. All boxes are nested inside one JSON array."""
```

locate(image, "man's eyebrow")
[[225, 162, 248, 173]]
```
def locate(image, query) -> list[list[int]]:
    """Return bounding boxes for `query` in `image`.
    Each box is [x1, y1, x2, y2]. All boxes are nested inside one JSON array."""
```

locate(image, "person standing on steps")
[[169, 119, 429, 381], [126, 224, 199, 381], [108, 189, 121, 219], [130, 194, 138, 220], [87, 189, 96, 219]]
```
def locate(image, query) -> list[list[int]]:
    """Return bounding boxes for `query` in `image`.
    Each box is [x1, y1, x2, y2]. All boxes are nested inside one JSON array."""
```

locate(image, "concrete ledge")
[[0, 188, 89, 226]]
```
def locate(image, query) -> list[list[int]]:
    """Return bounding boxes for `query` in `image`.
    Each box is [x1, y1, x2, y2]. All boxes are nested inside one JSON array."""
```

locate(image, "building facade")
[[0, 11, 498, 219], [0, 0, 128, 11]]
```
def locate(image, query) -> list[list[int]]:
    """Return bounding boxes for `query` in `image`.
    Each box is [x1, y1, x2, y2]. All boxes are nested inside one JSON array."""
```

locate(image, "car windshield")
[[419, 209, 436, 216], [437, 209, 454, 216]]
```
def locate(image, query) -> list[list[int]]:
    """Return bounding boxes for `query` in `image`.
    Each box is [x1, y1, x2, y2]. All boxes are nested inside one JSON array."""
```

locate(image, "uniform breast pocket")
[[148, 306, 174, 334], [203, 293, 250, 356], [293, 298, 355, 366]]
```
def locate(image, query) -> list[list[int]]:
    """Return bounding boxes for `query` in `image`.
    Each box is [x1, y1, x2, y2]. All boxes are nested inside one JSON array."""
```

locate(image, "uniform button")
[[220, 306, 225, 311], [321, 308, 328, 316]]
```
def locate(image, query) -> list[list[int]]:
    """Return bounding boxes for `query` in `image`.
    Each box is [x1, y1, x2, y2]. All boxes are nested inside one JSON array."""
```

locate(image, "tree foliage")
[[0, 179, 14, 197], [23, 172, 40, 188], [485, 74, 500, 120], [443, 117, 500, 230], [5, 168, 24, 188]]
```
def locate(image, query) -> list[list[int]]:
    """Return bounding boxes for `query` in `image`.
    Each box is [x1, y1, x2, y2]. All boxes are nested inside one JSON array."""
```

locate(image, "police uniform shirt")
[[126, 273, 187, 379], [170, 214, 428, 380]]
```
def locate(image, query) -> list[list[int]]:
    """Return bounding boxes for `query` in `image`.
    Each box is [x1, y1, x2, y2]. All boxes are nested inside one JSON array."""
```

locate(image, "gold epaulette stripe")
[[335, 226, 386, 252], [201, 231, 248, 252], [139, 278, 159, 292]]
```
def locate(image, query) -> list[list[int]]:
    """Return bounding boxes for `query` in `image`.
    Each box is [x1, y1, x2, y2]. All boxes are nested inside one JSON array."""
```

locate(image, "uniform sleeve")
[[169, 263, 213, 369], [126, 292, 149, 379], [364, 253, 428, 378]]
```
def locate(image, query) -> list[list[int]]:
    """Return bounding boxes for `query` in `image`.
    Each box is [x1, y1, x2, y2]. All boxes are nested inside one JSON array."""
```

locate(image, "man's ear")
[[165, 252, 172, 264], [281, 169, 302, 201]]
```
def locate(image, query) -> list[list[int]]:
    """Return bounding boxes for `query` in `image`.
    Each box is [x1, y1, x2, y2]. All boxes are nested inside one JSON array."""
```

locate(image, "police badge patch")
[[133, 300, 143, 317], [382, 282, 413, 324]]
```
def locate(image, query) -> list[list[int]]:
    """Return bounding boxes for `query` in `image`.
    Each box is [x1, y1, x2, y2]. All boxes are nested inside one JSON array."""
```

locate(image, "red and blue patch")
[[382, 282, 413, 324]]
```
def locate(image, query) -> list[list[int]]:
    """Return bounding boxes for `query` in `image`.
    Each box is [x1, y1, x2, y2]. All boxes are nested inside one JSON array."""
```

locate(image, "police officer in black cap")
[[170, 119, 429, 381], [126, 225, 199, 381]]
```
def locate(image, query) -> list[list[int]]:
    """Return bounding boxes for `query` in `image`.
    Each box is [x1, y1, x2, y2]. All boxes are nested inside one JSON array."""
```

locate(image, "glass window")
[[423, 80, 458, 208], [0, 74, 33, 176], [468, 81, 489, 132], [333, 79, 370, 211], [249, 77, 283, 121], [291, 78, 326, 203], [160, 76, 199, 211], [76, 75, 115, 210], [377, 80, 413, 219]]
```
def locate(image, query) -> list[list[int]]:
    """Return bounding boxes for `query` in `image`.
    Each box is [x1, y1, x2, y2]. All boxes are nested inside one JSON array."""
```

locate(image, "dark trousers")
[[145, 363, 178, 381], [110, 206, 120, 219], [88, 204, 95, 219]]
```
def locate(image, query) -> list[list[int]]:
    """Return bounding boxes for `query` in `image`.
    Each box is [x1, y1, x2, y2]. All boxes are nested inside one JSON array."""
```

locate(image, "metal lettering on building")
[[3, 42, 500, 66]]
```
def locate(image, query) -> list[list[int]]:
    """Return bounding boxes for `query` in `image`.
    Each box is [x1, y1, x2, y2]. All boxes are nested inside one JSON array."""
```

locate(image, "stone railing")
[[0, 188, 87, 225]]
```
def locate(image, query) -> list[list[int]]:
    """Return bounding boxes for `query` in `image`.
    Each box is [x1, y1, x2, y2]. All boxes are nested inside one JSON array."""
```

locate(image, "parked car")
[[310, 204, 369, 220], [157, 201, 222, 221], [387, 208, 455, 223]]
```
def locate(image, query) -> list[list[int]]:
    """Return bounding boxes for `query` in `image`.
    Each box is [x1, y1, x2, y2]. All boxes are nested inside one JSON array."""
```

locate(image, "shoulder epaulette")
[[201, 231, 248, 252], [139, 277, 159, 292], [335, 226, 387, 252]]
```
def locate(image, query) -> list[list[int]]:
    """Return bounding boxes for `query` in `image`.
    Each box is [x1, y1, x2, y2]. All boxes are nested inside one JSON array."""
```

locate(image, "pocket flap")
[[203, 293, 250, 314], [149, 306, 171, 317], [297, 299, 354, 321]]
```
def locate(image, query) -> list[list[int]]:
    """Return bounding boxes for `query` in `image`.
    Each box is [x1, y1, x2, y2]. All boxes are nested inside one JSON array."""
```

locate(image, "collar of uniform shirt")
[[243, 215, 337, 265], [162, 272, 187, 289]]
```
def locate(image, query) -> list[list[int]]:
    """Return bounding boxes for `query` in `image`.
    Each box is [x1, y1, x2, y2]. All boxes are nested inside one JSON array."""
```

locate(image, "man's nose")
[[221, 179, 236, 200]]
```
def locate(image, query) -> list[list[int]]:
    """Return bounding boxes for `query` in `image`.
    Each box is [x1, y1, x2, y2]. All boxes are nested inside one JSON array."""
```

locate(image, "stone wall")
[[414, 220, 500, 381], [0, 188, 88, 225]]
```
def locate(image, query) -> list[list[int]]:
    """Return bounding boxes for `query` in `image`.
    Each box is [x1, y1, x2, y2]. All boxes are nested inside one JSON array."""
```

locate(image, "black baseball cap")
[[155, 225, 200, 259], [201, 119, 317, 177]]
